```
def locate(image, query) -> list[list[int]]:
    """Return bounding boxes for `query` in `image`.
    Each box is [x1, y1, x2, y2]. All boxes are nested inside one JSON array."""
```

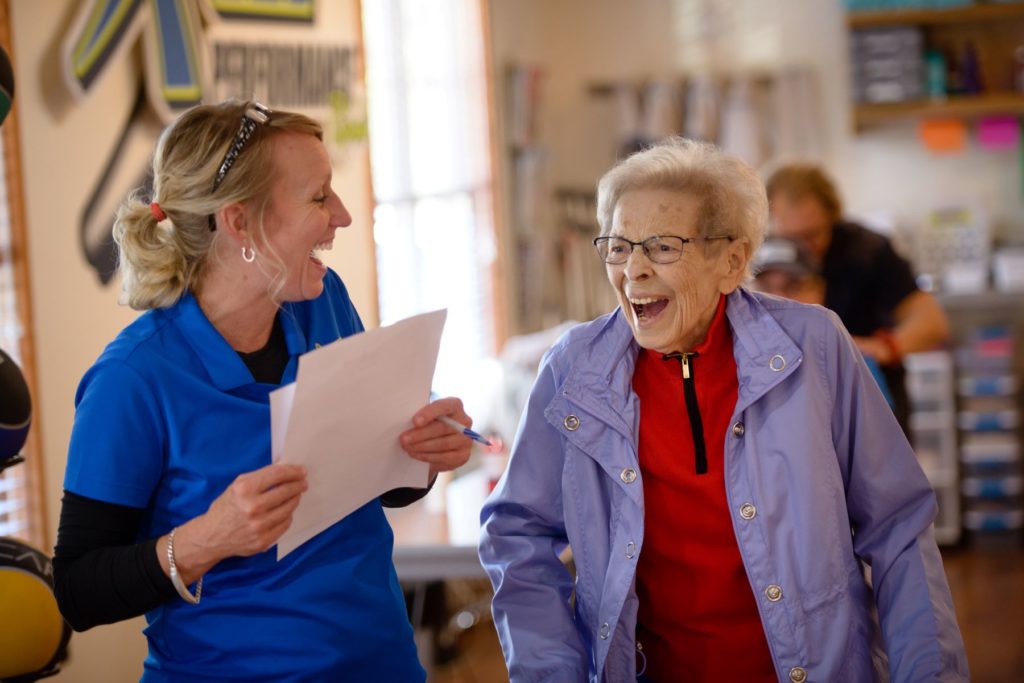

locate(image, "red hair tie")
[[150, 202, 167, 222]]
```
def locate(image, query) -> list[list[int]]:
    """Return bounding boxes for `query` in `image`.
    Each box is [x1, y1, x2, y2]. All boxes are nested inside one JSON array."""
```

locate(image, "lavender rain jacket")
[[479, 289, 968, 683]]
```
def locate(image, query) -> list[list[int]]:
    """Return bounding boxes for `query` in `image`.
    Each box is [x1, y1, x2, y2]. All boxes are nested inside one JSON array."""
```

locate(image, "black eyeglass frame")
[[208, 102, 272, 231], [593, 234, 735, 265]]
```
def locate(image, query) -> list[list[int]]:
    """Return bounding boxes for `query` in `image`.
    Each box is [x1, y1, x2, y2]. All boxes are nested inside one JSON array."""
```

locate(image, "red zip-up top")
[[632, 294, 775, 682]]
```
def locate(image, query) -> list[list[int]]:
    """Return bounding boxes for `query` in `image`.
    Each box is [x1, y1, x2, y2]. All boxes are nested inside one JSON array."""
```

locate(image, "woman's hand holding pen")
[[400, 397, 474, 478], [159, 463, 308, 583]]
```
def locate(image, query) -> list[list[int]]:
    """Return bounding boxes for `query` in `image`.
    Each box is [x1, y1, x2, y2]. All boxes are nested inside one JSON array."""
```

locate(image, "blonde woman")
[[53, 101, 472, 682]]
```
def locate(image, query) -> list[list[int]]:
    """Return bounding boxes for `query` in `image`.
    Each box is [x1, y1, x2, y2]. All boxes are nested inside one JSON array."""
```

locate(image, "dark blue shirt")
[[64, 270, 425, 682]]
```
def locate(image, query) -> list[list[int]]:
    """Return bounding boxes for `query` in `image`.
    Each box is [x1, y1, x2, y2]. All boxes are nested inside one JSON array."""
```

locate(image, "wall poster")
[[60, 0, 367, 284]]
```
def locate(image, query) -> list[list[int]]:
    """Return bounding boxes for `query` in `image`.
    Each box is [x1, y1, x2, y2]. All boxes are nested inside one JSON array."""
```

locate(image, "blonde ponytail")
[[113, 190, 213, 310]]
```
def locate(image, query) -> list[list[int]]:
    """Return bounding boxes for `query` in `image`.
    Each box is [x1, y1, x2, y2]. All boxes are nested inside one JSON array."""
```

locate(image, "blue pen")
[[437, 415, 493, 446]]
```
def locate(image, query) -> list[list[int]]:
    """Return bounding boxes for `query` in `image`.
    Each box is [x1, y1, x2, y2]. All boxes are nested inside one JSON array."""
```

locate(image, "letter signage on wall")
[[60, 0, 365, 284]]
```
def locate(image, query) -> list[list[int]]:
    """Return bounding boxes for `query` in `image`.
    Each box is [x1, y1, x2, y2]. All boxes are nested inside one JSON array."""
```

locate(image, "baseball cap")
[[753, 238, 818, 278]]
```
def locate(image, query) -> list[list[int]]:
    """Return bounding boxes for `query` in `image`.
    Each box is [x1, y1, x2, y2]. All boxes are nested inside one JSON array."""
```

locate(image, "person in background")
[[479, 138, 968, 682], [750, 236, 823, 305], [765, 162, 950, 434], [752, 237, 895, 411], [53, 100, 474, 682]]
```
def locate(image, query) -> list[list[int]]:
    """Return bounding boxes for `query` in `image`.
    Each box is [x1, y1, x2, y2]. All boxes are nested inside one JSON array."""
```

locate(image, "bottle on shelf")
[[959, 41, 983, 95], [925, 49, 947, 100]]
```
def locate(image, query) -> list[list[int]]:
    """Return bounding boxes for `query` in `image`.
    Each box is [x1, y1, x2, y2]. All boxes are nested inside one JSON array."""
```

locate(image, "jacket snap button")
[[769, 354, 786, 372], [765, 584, 783, 602], [563, 414, 580, 431], [625, 541, 636, 559], [620, 467, 637, 484], [739, 503, 756, 520], [599, 622, 610, 639], [789, 666, 807, 682], [732, 421, 745, 437]]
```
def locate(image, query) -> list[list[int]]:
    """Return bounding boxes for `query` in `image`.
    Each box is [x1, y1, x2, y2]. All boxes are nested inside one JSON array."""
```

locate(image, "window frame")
[[0, 0, 48, 549]]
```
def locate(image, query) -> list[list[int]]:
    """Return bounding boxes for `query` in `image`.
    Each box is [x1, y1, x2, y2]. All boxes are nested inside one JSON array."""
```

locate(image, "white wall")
[[490, 0, 677, 190], [491, 0, 1023, 253], [489, 0, 678, 333], [674, 0, 1024, 238], [10, 1, 376, 679]]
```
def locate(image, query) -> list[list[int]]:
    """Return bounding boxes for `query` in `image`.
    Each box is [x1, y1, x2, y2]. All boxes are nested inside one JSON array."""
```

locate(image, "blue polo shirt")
[[64, 270, 425, 683]]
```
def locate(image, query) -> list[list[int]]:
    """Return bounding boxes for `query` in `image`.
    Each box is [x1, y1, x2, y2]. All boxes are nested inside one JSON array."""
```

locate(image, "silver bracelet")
[[167, 527, 202, 605]]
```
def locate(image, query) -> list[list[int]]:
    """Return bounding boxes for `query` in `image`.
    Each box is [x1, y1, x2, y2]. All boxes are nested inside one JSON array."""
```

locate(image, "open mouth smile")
[[629, 296, 669, 322], [308, 240, 333, 269]]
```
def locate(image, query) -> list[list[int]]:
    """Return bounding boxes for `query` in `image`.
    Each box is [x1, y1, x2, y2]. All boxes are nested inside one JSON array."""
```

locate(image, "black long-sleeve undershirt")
[[52, 491, 177, 632]]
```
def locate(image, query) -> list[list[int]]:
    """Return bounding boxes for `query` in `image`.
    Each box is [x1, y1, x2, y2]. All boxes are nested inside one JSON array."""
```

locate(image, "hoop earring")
[[241, 245, 256, 263]]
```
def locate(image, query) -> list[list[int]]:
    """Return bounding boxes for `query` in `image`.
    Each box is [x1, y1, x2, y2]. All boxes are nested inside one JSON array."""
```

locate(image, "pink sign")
[[977, 116, 1020, 151]]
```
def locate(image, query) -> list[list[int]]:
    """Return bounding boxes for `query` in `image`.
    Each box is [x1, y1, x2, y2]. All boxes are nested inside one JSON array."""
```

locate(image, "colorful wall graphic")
[[59, 0, 365, 284]]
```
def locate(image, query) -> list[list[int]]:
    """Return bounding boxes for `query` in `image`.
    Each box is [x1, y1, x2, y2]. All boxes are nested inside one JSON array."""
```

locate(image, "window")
[[363, 0, 501, 407], [0, 1, 46, 548]]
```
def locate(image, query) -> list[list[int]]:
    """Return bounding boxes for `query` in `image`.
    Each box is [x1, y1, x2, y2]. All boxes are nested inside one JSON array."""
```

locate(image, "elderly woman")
[[479, 138, 967, 682], [53, 101, 473, 682]]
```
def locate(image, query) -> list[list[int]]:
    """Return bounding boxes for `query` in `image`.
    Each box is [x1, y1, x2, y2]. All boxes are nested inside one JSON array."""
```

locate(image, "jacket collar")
[[561, 288, 802, 417], [559, 310, 640, 438], [547, 289, 802, 509], [724, 288, 803, 412]]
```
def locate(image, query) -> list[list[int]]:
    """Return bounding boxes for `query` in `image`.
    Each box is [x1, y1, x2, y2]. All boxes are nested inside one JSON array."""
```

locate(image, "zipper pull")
[[681, 352, 692, 379]]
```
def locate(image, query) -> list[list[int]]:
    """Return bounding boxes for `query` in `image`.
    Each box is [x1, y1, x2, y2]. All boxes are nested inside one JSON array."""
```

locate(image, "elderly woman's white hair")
[[596, 137, 768, 278]]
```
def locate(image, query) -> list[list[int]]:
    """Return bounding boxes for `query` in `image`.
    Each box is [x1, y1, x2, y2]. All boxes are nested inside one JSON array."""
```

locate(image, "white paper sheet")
[[271, 309, 446, 559], [269, 382, 295, 463]]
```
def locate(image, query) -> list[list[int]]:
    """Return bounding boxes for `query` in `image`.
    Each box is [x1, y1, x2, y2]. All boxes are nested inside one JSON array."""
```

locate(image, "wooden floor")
[[941, 545, 1024, 683], [431, 546, 1024, 683]]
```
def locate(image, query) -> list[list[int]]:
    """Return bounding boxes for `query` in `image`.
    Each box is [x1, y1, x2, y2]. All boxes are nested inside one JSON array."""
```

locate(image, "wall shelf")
[[854, 92, 1024, 129], [938, 289, 1024, 312], [848, 2, 1024, 29], [848, 4, 1024, 130]]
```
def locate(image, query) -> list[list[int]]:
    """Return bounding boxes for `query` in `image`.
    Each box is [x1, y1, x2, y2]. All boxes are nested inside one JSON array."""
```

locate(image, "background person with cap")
[[766, 162, 949, 435], [750, 237, 823, 305]]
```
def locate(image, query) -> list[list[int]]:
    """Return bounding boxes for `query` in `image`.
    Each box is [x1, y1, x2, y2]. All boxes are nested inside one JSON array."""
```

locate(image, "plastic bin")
[[958, 375, 1017, 397], [961, 476, 1023, 499], [958, 410, 1019, 432], [963, 508, 1024, 532], [960, 434, 1020, 469]]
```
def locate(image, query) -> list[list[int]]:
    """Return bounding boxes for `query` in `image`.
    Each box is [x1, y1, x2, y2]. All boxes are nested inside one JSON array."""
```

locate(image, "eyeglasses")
[[208, 102, 272, 230], [593, 235, 735, 265]]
